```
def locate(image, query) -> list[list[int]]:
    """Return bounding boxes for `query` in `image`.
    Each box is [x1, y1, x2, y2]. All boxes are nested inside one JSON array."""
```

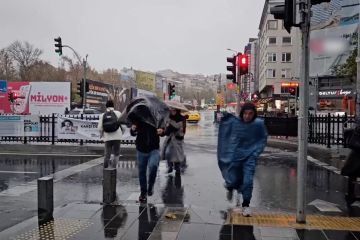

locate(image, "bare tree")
[[0, 49, 16, 80], [7, 41, 43, 80]]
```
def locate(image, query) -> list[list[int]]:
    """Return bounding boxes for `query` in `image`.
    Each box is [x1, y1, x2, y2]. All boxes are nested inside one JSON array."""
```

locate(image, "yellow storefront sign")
[[135, 71, 156, 92]]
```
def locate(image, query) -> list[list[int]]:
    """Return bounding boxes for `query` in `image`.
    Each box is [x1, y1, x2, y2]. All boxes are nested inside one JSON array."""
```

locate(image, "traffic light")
[[238, 54, 249, 76], [77, 80, 84, 97], [54, 37, 62, 56], [311, 0, 331, 5], [270, 0, 296, 34], [226, 55, 237, 84], [168, 83, 175, 100]]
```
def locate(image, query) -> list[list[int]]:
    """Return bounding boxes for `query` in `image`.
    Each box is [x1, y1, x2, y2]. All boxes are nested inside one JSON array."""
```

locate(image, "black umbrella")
[[123, 95, 169, 128]]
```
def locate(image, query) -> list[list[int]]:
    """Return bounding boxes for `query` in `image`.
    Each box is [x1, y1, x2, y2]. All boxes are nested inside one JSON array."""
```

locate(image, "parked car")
[[68, 108, 101, 115]]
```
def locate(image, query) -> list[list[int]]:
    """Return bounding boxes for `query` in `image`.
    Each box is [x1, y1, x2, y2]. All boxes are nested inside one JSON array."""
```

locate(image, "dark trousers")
[[104, 140, 121, 168]]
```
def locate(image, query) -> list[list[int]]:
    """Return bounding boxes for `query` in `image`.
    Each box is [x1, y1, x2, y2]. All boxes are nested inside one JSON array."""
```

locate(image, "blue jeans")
[[137, 150, 160, 195], [225, 157, 257, 204]]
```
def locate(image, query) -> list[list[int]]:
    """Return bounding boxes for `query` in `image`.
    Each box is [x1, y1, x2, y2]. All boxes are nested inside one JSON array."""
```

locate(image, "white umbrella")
[[164, 100, 189, 112]]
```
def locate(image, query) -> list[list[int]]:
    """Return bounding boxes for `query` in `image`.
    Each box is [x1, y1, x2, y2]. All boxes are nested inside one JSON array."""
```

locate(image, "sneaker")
[[138, 194, 147, 203], [242, 207, 252, 217]]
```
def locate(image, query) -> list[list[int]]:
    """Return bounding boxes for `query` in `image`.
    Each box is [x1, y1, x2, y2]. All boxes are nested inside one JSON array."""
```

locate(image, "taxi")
[[185, 110, 201, 123]]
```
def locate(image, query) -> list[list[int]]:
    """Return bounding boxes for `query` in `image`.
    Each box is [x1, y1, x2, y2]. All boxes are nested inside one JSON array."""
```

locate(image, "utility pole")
[[82, 55, 88, 110], [357, 11, 360, 118], [296, 0, 311, 223]]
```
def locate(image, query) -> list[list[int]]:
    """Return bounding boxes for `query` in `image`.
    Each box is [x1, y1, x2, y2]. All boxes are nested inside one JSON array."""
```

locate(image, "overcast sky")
[[0, 0, 264, 75]]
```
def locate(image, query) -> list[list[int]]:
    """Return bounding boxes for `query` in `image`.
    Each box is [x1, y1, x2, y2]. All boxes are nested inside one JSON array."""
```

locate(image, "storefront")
[[317, 89, 356, 115]]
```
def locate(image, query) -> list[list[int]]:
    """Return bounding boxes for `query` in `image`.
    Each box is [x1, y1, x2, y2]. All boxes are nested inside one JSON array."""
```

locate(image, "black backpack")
[[102, 110, 120, 133]]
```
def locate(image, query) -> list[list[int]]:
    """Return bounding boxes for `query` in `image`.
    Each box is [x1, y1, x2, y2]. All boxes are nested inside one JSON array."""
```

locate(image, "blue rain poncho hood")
[[217, 112, 267, 181]]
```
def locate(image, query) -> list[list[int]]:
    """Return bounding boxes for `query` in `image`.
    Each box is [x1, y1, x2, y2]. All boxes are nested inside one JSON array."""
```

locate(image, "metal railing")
[[0, 114, 135, 145], [214, 111, 356, 148]]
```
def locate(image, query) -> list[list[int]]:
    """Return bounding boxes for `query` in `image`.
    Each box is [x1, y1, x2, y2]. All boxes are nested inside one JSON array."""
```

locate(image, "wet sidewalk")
[[1, 157, 360, 240], [2, 201, 360, 240]]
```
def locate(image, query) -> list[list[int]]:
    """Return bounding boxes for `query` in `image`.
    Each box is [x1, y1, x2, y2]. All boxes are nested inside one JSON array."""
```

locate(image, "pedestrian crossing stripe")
[[227, 211, 360, 231]]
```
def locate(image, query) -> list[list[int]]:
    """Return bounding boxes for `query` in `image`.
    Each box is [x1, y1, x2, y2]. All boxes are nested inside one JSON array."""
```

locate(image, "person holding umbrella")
[[162, 101, 188, 174], [126, 96, 169, 203]]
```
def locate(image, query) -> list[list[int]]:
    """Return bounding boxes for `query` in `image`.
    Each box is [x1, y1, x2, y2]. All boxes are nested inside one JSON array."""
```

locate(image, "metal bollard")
[[103, 168, 117, 204], [38, 177, 54, 223]]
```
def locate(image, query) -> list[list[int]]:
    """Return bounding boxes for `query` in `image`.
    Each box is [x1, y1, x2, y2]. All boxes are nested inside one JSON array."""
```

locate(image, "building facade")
[[257, 0, 301, 112]]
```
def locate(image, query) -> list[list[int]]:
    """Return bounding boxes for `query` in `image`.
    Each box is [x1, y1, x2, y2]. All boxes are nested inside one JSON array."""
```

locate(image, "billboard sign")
[[29, 82, 71, 115], [310, 0, 359, 77], [0, 82, 70, 115], [135, 71, 156, 92]]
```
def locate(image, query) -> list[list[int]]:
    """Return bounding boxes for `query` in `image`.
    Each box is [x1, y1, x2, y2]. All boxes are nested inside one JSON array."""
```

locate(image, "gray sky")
[[0, 0, 264, 75]]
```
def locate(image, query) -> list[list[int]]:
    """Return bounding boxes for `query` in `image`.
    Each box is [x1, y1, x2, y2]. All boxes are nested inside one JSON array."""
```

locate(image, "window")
[[267, 69, 276, 78], [282, 37, 291, 44], [267, 53, 277, 62], [268, 37, 277, 45], [282, 53, 292, 62], [281, 69, 291, 78], [267, 20, 278, 30]]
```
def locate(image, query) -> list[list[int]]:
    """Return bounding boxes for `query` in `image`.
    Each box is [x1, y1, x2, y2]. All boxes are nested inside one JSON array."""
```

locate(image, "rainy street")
[[0, 111, 359, 239]]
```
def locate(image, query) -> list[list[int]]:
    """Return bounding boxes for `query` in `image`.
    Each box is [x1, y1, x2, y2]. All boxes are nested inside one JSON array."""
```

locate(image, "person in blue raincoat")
[[217, 102, 267, 217]]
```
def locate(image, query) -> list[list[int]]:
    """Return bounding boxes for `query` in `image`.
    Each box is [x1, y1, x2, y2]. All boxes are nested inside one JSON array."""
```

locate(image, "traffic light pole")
[[82, 55, 88, 110], [357, 12, 360, 118], [62, 45, 88, 109], [296, 0, 311, 224]]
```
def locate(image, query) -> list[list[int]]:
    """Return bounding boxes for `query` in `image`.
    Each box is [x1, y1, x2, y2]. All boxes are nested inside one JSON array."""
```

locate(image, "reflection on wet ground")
[[0, 156, 94, 192]]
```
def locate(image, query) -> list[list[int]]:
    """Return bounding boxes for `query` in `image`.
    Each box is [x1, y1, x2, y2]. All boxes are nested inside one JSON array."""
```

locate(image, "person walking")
[[341, 123, 360, 204], [98, 100, 123, 168], [162, 108, 187, 174], [218, 102, 267, 217], [131, 120, 164, 203]]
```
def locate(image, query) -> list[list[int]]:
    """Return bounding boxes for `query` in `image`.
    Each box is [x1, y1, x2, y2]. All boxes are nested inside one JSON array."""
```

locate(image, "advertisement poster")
[[86, 79, 114, 111], [29, 82, 71, 115], [0, 115, 24, 137], [57, 116, 100, 140], [24, 115, 40, 137], [135, 71, 156, 92], [0, 82, 70, 115], [310, 0, 359, 76], [0, 82, 31, 115]]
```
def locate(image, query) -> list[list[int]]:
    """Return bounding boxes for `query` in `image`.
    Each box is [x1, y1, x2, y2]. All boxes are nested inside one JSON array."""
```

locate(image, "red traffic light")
[[238, 54, 249, 75]]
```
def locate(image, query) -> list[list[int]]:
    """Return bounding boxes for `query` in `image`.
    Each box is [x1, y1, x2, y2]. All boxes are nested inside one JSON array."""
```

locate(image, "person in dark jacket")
[[162, 108, 187, 174], [131, 121, 164, 203], [341, 125, 360, 203]]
